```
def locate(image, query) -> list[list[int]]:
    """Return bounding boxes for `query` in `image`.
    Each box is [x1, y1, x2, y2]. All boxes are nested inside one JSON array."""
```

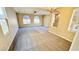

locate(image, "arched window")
[[34, 16, 40, 24], [23, 16, 31, 24]]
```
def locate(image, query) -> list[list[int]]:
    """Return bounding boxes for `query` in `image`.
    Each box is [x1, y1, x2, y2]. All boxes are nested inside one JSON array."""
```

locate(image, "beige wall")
[[17, 13, 44, 28], [48, 7, 75, 42], [43, 15, 51, 27], [0, 7, 18, 51]]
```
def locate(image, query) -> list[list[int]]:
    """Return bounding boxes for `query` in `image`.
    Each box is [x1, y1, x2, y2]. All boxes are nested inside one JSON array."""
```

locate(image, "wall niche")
[[52, 10, 60, 27]]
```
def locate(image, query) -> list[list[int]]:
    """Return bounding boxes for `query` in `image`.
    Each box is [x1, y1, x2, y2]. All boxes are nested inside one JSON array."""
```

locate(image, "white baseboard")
[[48, 30, 72, 42]]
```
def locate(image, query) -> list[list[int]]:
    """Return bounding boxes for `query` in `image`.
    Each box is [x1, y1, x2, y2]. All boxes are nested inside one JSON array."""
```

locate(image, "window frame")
[[34, 16, 40, 24], [0, 7, 9, 35], [23, 15, 31, 24]]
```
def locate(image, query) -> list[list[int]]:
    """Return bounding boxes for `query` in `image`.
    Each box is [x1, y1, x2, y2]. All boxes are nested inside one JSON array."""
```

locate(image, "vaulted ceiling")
[[13, 7, 57, 15]]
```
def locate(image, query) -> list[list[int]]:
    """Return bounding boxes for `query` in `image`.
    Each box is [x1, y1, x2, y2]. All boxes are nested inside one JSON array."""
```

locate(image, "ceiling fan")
[[49, 8, 60, 15], [34, 11, 37, 13]]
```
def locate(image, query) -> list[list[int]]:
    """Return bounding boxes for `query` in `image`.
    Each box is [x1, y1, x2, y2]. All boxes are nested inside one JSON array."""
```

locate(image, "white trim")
[[50, 13, 55, 27], [69, 32, 78, 51], [68, 9, 75, 32], [7, 28, 19, 51], [3, 7, 8, 19], [68, 8, 79, 32]]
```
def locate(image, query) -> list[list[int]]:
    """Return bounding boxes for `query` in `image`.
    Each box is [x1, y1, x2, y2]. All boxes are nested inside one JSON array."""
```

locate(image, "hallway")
[[14, 26, 71, 51]]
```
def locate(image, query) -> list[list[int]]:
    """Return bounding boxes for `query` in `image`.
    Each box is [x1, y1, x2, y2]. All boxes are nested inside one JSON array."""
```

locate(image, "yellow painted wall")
[[17, 13, 44, 28], [48, 7, 75, 42], [0, 7, 18, 51]]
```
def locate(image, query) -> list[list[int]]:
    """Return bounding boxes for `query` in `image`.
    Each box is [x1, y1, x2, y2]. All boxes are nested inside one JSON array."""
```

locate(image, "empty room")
[[0, 7, 79, 51]]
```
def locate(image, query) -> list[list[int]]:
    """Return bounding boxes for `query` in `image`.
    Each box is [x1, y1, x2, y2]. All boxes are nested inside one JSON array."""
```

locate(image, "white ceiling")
[[13, 7, 51, 15]]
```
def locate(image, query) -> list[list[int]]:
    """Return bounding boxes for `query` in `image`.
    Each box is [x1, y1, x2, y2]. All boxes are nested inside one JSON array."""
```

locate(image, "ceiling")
[[13, 7, 56, 15]]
